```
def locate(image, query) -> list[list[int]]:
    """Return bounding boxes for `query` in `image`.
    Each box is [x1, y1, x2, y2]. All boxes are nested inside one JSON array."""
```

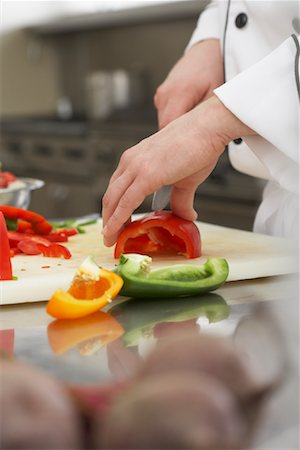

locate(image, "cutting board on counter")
[[1, 221, 297, 305]]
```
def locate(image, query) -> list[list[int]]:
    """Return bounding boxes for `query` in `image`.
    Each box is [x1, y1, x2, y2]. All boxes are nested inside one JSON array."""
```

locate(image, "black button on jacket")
[[235, 13, 248, 29]]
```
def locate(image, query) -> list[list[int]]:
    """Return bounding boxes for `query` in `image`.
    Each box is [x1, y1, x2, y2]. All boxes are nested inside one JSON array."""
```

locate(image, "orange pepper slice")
[[46, 267, 123, 319], [47, 311, 124, 354]]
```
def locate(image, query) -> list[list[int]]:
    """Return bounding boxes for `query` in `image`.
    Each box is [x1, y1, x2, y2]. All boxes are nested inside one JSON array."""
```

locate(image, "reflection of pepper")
[[108, 293, 229, 347], [0, 212, 13, 280], [114, 211, 201, 259], [115, 254, 229, 299], [47, 311, 124, 355], [47, 258, 124, 319], [0, 329, 15, 356]]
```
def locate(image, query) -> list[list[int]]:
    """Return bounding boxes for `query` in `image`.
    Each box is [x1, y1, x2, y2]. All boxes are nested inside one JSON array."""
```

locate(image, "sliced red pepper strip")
[[114, 211, 201, 259], [0, 212, 13, 280], [17, 239, 42, 255], [33, 220, 53, 235], [8, 231, 51, 246], [17, 220, 33, 233], [0, 206, 52, 235], [10, 247, 22, 257], [7, 230, 71, 259], [43, 232, 68, 243], [55, 228, 78, 237], [37, 243, 72, 259]]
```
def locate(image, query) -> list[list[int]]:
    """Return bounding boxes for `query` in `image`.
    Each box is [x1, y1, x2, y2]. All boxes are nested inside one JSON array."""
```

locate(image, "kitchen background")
[[0, 0, 265, 228]]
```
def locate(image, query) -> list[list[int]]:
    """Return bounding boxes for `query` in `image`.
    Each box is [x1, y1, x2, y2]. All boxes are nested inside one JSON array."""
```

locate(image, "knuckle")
[[118, 194, 132, 211], [119, 151, 128, 165], [119, 148, 133, 165], [102, 192, 111, 208], [154, 84, 168, 105]]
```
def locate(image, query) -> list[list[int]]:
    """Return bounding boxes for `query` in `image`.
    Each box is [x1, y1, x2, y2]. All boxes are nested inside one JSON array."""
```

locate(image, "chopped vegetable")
[[115, 253, 229, 298], [0, 212, 13, 280], [37, 243, 71, 259], [17, 239, 42, 255], [0, 172, 17, 188], [51, 218, 98, 234], [114, 211, 201, 259], [6, 222, 73, 260], [0, 206, 53, 235], [4, 218, 18, 231], [47, 256, 124, 319]]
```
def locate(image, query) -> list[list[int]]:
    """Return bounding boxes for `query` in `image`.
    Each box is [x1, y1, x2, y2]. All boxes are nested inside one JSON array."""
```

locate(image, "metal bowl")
[[0, 178, 44, 209]]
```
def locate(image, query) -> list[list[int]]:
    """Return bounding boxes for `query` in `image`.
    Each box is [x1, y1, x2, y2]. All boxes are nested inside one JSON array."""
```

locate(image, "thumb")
[[170, 186, 198, 221]]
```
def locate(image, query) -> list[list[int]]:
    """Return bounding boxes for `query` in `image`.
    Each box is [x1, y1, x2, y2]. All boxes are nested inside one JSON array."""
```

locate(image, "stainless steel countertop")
[[1, 274, 298, 448], [0, 274, 297, 382]]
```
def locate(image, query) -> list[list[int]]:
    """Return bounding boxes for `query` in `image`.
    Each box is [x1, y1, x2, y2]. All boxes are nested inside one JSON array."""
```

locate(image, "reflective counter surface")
[[0, 274, 299, 449]]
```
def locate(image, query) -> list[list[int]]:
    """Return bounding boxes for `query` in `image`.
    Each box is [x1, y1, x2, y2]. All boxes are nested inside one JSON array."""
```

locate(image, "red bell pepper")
[[17, 220, 33, 233], [17, 239, 42, 255], [55, 228, 78, 237], [7, 230, 72, 259], [1, 172, 17, 183], [15, 239, 71, 259], [0, 206, 53, 235], [0, 212, 13, 280], [0, 171, 17, 188], [37, 243, 72, 259], [0, 175, 8, 188], [114, 211, 201, 259]]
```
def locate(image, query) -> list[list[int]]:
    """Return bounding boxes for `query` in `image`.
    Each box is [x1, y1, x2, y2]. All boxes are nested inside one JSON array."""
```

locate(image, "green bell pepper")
[[115, 254, 229, 298]]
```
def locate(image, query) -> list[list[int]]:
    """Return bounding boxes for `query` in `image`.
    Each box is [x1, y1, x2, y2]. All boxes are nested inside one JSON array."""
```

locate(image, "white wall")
[[1, 0, 187, 33]]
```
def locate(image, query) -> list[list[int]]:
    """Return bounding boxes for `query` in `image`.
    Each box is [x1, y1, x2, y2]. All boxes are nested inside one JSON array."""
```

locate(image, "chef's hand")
[[154, 39, 224, 129], [102, 95, 254, 246]]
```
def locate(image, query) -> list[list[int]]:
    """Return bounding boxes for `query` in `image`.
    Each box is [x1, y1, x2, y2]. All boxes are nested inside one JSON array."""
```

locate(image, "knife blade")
[[151, 186, 172, 211]]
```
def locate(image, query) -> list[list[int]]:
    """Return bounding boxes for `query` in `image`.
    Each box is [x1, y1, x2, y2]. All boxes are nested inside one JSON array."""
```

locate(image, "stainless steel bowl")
[[0, 178, 44, 209]]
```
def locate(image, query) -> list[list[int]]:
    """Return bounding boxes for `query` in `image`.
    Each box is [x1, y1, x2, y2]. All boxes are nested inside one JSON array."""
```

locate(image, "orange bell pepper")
[[47, 311, 124, 354], [47, 267, 123, 319]]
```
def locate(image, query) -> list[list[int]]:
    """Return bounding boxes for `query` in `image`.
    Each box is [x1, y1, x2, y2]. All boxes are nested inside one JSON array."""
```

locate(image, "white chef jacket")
[[188, 0, 299, 239]]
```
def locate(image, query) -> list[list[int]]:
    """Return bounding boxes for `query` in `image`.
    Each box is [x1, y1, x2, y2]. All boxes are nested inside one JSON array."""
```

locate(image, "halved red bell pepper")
[[0, 206, 52, 235], [114, 211, 201, 259], [0, 212, 13, 280]]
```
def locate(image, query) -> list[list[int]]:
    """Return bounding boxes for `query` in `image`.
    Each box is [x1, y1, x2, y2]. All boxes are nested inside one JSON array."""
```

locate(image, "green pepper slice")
[[115, 254, 229, 298]]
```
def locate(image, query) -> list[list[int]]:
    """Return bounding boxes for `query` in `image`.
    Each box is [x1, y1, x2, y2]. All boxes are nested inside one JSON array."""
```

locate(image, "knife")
[[151, 185, 172, 211]]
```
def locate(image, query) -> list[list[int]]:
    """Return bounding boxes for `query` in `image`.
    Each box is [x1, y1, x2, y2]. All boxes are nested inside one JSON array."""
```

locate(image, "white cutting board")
[[0, 220, 297, 305]]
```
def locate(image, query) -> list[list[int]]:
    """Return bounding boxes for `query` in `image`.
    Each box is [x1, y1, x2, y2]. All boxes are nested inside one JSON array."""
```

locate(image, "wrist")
[[193, 95, 255, 150], [210, 95, 255, 142]]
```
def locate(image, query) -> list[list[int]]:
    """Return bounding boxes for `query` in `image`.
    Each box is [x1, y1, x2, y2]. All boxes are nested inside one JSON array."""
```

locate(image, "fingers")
[[102, 178, 149, 247], [156, 96, 195, 129], [170, 186, 198, 222], [102, 172, 133, 228], [158, 102, 186, 129]]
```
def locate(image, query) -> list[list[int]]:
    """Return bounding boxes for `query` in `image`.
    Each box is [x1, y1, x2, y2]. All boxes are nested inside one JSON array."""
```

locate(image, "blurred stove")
[[0, 115, 156, 219], [0, 115, 265, 229]]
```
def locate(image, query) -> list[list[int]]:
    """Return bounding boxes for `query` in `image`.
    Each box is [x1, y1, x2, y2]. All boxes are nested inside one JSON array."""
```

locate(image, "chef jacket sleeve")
[[214, 35, 300, 164], [187, 1, 220, 49]]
